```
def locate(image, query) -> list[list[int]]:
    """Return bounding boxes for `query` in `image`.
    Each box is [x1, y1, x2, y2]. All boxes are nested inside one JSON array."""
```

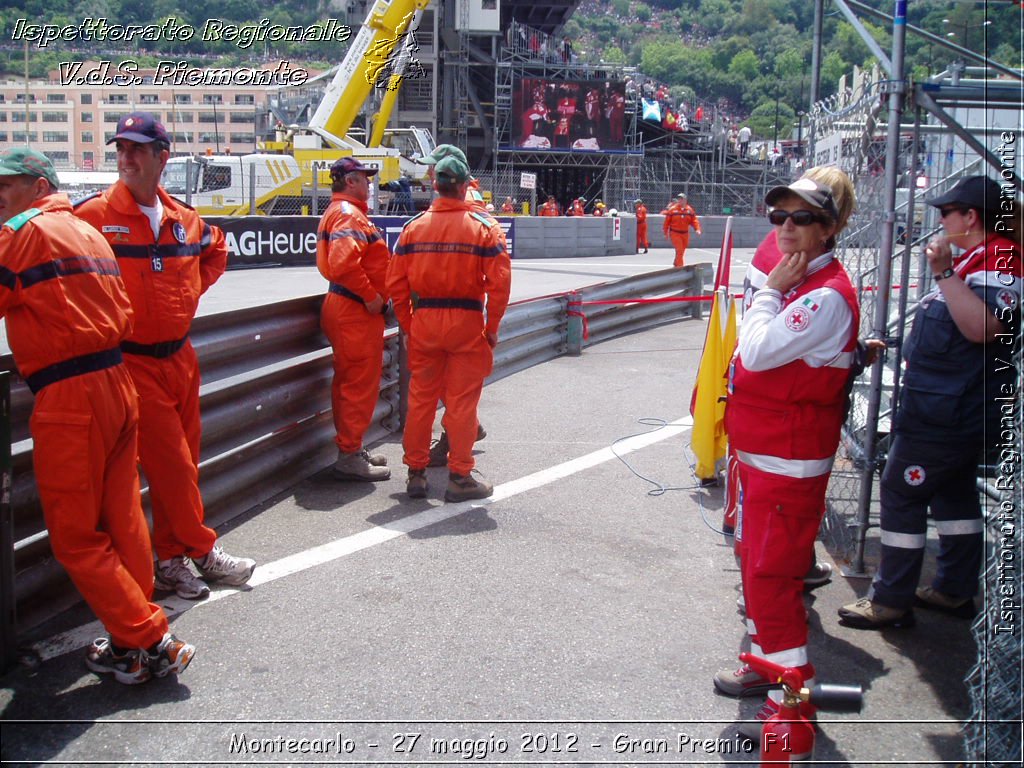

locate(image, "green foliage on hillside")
[[576, 0, 1021, 138]]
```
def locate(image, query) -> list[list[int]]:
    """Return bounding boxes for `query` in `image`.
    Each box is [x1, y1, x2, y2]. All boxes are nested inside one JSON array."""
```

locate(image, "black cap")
[[926, 176, 1001, 212], [108, 112, 170, 145]]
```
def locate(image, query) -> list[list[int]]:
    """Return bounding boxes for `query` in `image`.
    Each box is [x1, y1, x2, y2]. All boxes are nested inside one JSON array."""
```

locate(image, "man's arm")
[[198, 221, 228, 295]]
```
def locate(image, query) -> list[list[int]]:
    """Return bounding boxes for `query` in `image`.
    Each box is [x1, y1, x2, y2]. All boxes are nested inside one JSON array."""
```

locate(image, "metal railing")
[[1, 265, 705, 650]]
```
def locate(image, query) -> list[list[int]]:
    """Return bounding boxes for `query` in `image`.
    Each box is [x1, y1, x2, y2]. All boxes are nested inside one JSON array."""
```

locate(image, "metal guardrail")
[[2, 265, 704, 640]]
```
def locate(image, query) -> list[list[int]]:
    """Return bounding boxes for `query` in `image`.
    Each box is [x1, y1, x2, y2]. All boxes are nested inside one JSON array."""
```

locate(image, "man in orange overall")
[[0, 148, 193, 684], [539, 196, 560, 216], [661, 193, 702, 267], [416, 144, 490, 465], [634, 198, 649, 253], [570, 198, 585, 217], [75, 112, 255, 600], [387, 154, 511, 502], [317, 157, 391, 481]]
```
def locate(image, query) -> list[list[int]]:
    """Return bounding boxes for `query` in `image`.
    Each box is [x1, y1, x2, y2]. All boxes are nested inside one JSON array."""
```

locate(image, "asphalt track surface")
[[1, 244, 978, 765]]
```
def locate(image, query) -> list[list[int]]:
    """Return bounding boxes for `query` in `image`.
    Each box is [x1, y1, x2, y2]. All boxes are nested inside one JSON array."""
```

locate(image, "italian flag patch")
[[802, 297, 820, 312]]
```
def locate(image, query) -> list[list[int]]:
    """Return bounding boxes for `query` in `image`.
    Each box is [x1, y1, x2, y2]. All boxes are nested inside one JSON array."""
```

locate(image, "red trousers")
[[403, 310, 493, 475], [323, 309, 386, 453], [670, 233, 690, 267], [33, 366, 168, 649], [637, 222, 649, 251], [126, 343, 217, 561], [736, 461, 829, 661]]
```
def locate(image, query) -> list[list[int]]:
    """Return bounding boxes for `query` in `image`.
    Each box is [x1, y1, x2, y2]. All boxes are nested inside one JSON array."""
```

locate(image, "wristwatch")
[[934, 267, 955, 281]]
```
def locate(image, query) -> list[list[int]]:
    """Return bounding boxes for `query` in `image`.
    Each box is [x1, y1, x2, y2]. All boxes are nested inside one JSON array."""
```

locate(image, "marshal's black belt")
[[25, 347, 123, 394], [329, 283, 366, 304], [120, 335, 188, 359], [416, 298, 484, 311]]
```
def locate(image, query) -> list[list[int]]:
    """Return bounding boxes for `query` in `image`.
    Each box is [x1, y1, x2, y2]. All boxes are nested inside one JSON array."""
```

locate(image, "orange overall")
[[661, 201, 701, 267], [0, 194, 168, 649], [635, 204, 649, 251], [387, 198, 511, 475], [75, 182, 226, 561], [539, 201, 560, 216], [316, 192, 390, 453]]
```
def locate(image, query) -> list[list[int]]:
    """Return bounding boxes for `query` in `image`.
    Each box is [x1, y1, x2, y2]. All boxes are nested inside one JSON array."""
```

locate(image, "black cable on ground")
[[610, 417, 733, 537]]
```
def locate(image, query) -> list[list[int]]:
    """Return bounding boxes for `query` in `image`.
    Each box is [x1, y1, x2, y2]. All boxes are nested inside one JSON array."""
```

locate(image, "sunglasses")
[[938, 207, 968, 218], [767, 209, 830, 226]]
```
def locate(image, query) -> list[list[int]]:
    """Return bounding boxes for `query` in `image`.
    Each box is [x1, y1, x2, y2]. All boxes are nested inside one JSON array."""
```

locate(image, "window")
[[42, 111, 68, 123], [234, 94, 255, 105], [107, 94, 128, 104], [0, 112, 6, 122], [198, 132, 221, 144], [83, 151, 94, 163], [12, 111, 38, 123], [81, 131, 93, 143], [169, 111, 193, 123], [81, 112, 93, 123], [229, 111, 253, 123], [104, 131, 116, 143], [169, 131, 193, 143], [46, 94, 66, 103], [202, 94, 223, 104], [15, 94, 36, 103], [229, 133, 254, 144], [202, 164, 231, 191], [0, 132, 7, 142], [174, 94, 192, 104], [105, 151, 117, 164], [13, 132, 38, 142], [43, 131, 68, 142], [198, 112, 223, 123], [140, 94, 159, 104], [81, 94, 92, 105], [104, 112, 123, 123], [45, 151, 69, 163]]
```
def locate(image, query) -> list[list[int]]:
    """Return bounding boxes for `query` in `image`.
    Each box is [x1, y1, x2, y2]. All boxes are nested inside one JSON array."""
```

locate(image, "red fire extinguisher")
[[739, 652, 863, 766]]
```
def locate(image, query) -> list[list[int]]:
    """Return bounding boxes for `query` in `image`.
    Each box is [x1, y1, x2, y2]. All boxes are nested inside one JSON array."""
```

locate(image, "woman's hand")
[[765, 250, 809, 293], [924, 236, 954, 275]]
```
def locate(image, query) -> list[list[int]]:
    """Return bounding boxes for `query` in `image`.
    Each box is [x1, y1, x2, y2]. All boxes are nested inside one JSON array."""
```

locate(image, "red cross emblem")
[[904, 465, 926, 486], [785, 306, 811, 332]]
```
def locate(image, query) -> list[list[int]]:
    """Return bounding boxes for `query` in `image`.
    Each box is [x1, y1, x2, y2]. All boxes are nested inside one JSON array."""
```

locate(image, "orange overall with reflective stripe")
[[316, 192, 391, 453], [76, 181, 226, 560], [387, 198, 511, 474], [0, 194, 168, 649]]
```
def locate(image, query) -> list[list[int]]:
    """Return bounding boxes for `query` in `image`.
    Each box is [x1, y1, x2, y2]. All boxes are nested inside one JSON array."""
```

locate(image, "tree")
[[728, 49, 759, 82], [748, 99, 795, 142]]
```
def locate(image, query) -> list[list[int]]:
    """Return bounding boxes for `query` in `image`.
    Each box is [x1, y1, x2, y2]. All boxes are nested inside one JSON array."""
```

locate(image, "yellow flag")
[[691, 286, 737, 480]]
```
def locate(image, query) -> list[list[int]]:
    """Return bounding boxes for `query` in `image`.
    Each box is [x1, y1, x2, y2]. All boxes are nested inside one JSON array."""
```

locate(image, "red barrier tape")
[[579, 293, 742, 305], [566, 309, 590, 340]]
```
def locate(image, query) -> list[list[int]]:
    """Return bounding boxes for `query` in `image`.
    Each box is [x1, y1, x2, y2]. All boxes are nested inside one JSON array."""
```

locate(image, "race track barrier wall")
[[214, 215, 771, 268], [0, 265, 705, 651]]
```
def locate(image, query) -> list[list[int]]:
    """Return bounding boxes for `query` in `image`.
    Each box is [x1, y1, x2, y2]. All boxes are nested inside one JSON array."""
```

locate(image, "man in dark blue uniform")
[[840, 176, 1021, 628]]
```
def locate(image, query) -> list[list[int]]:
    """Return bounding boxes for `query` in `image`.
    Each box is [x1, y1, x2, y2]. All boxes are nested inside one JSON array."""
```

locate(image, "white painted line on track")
[[31, 417, 693, 663]]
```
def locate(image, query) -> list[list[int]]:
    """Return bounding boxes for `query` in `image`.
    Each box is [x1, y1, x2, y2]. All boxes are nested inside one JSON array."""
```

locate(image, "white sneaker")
[[193, 546, 256, 586], [155, 556, 210, 600]]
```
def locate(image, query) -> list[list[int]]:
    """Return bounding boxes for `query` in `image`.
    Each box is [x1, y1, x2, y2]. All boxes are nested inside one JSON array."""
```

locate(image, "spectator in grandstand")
[[387, 153, 511, 502], [76, 112, 255, 600], [715, 172, 859, 742], [592, 200, 607, 216], [0, 147, 194, 684], [839, 176, 1022, 629], [661, 193, 701, 267], [501, 197, 515, 214], [634, 199, 649, 253], [738, 125, 752, 158], [570, 198, 586, 216]]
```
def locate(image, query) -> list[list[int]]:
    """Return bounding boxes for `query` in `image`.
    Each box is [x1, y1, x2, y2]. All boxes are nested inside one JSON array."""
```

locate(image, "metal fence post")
[[566, 292, 583, 356], [0, 372, 15, 674]]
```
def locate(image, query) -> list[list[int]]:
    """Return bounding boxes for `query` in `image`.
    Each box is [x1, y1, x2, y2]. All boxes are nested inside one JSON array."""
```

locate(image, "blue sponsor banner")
[[213, 215, 515, 269]]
